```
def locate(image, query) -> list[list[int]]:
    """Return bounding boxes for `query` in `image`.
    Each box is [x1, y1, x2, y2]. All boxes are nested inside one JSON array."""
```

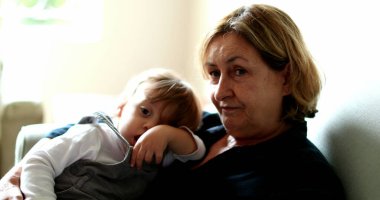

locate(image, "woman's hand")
[[0, 164, 23, 200], [0, 138, 53, 200]]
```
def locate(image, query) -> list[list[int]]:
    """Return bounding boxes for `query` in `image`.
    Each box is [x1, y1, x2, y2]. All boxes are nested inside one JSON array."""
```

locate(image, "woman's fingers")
[[0, 165, 23, 200]]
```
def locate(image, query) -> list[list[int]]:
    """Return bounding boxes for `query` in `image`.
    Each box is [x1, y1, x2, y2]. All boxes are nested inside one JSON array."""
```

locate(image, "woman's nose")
[[213, 75, 233, 101]]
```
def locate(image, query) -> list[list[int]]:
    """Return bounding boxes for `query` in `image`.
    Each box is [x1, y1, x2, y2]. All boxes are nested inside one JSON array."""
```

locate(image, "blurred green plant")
[[19, 0, 66, 9]]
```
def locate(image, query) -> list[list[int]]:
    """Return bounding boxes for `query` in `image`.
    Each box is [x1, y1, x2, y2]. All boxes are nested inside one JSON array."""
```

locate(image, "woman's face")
[[204, 32, 290, 143]]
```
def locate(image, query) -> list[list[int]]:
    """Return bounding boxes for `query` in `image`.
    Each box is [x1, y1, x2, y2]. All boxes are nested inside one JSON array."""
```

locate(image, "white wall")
[[1, 0, 210, 123]]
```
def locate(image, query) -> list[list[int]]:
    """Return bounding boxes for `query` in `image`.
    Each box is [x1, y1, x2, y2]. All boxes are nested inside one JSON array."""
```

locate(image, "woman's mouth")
[[220, 106, 240, 115]]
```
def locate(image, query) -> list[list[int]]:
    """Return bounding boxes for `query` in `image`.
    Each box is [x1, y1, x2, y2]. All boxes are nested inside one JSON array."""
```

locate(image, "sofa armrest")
[[0, 101, 43, 176], [14, 123, 66, 164]]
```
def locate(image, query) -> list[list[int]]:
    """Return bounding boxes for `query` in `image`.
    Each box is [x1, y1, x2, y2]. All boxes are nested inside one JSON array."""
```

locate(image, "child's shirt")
[[20, 116, 205, 200]]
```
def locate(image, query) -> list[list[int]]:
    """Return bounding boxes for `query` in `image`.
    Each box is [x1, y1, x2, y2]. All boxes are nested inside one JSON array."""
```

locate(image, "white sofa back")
[[308, 78, 380, 200]]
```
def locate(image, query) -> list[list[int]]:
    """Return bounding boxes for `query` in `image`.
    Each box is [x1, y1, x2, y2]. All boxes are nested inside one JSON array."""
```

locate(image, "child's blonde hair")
[[118, 68, 202, 131]]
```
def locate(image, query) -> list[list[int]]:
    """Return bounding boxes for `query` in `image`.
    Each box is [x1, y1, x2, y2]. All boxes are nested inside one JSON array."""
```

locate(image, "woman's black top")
[[141, 112, 346, 200]]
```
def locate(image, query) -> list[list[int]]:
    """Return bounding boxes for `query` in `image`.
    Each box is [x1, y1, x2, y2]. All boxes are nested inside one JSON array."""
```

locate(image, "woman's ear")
[[281, 64, 291, 95]]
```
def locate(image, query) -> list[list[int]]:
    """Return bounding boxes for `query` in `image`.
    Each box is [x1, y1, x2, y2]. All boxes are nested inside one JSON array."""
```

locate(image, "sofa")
[[0, 61, 44, 177], [0, 102, 44, 177], [12, 101, 380, 200]]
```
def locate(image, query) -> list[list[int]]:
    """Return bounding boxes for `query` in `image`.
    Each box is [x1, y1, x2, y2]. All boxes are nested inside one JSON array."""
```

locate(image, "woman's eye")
[[140, 107, 151, 117], [208, 70, 220, 84], [209, 70, 220, 78], [235, 68, 247, 76]]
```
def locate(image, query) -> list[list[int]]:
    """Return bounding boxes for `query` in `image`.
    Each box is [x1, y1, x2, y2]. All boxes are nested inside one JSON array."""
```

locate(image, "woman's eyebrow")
[[204, 56, 247, 66], [205, 61, 216, 67], [227, 56, 247, 63]]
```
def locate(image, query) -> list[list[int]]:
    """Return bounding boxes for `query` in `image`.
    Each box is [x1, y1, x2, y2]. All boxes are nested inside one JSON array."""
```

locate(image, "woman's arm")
[[0, 137, 53, 200], [0, 164, 23, 200], [0, 123, 76, 200]]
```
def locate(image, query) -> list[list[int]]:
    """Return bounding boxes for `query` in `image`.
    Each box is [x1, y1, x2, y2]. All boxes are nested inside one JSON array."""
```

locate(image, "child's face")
[[117, 84, 168, 146]]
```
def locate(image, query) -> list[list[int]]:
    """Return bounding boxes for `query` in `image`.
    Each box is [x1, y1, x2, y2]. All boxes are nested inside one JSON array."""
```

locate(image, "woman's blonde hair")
[[200, 4, 322, 123], [118, 68, 202, 131]]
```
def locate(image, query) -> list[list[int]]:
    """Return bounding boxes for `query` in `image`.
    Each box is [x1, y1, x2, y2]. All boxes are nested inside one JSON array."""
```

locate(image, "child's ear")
[[116, 101, 127, 117]]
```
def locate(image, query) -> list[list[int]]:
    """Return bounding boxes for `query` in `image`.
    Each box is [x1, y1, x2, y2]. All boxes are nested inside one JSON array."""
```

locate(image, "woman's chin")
[[221, 117, 241, 132]]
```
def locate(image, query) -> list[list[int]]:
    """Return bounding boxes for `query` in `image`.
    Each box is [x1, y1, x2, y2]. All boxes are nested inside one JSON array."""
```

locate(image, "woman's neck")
[[193, 134, 234, 168], [193, 123, 291, 169], [232, 122, 291, 146]]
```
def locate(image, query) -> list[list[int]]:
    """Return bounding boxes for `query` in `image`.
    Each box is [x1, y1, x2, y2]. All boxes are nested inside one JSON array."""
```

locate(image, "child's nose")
[[143, 119, 159, 131]]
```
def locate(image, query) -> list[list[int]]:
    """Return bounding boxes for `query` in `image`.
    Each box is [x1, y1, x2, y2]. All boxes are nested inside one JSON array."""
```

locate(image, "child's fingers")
[[135, 147, 147, 169], [130, 146, 139, 167], [154, 152, 163, 164], [134, 149, 162, 169], [143, 151, 154, 164]]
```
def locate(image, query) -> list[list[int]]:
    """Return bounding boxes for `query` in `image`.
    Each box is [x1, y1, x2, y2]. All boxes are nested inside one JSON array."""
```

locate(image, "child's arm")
[[20, 125, 103, 199], [162, 126, 205, 167], [131, 125, 205, 169]]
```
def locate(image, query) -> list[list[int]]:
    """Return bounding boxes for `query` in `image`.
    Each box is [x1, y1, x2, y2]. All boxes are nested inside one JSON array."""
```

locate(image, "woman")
[[142, 4, 345, 199], [0, 4, 345, 200]]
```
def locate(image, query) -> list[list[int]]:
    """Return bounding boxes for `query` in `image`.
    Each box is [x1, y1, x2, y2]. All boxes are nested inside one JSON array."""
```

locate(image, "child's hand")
[[130, 125, 170, 169]]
